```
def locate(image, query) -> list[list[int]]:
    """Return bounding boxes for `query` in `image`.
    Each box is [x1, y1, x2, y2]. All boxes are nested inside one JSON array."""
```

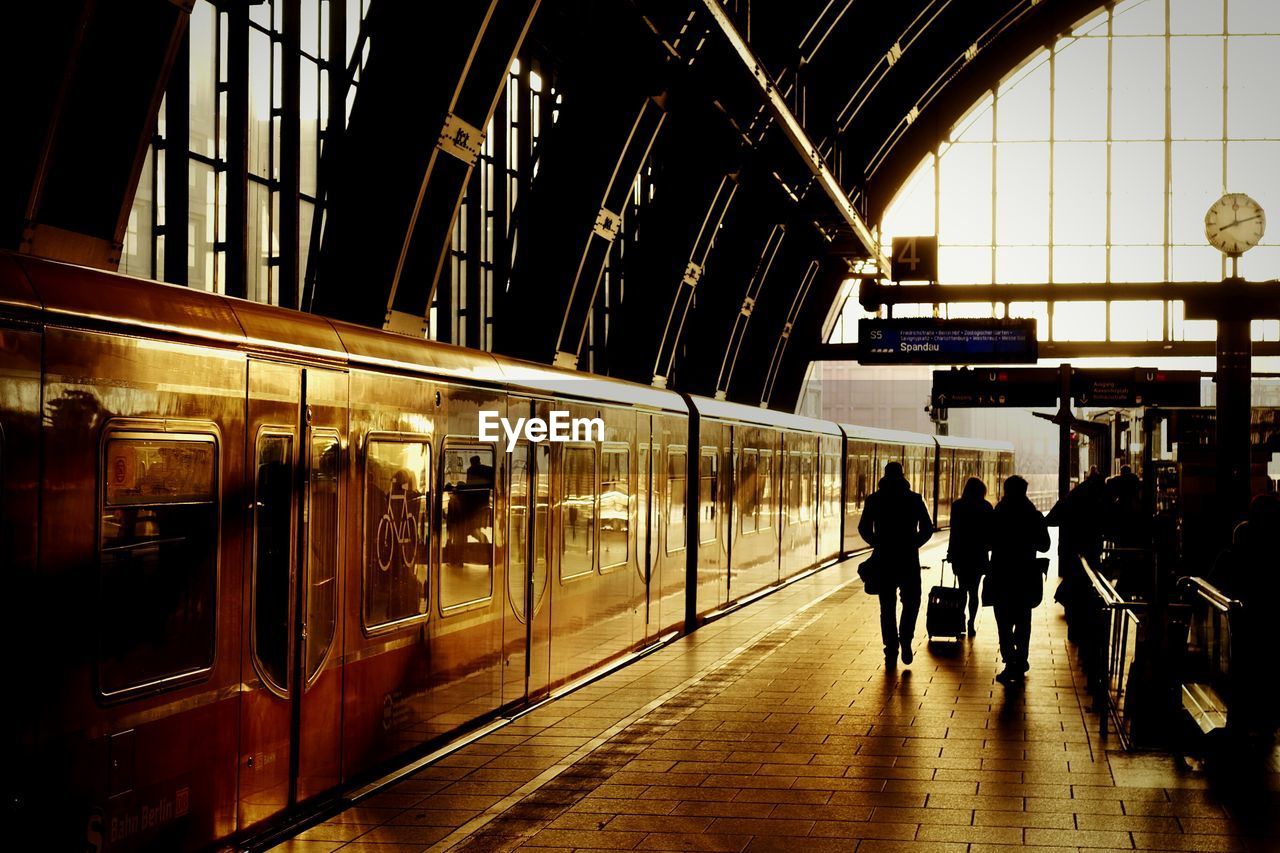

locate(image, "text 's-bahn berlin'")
[[9, 2, 1280, 851]]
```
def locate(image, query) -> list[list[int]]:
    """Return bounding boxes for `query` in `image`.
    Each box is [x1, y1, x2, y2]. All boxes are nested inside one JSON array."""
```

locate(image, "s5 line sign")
[[857, 318, 1038, 365]]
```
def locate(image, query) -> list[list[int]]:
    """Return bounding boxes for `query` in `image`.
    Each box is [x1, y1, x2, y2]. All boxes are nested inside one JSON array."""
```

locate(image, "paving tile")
[[632, 832, 752, 852], [263, 543, 1280, 853]]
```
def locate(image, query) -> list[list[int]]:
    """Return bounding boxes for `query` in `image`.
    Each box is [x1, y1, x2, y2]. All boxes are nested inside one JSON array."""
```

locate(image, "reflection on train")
[[0, 254, 1012, 850]]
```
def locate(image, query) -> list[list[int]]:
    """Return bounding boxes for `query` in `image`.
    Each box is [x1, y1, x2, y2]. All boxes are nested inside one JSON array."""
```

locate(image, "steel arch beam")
[[310, 0, 538, 331], [5, 0, 193, 268]]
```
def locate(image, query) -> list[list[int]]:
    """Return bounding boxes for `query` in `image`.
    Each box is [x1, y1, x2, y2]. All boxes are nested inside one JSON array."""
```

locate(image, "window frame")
[[361, 431, 433, 637], [599, 441, 631, 573], [740, 447, 758, 536], [96, 420, 222, 704], [698, 446, 719, 545], [665, 444, 688, 554], [304, 426, 341, 686], [251, 425, 296, 699], [758, 448, 774, 532], [438, 439, 497, 615], [559, 442, 598, 582]]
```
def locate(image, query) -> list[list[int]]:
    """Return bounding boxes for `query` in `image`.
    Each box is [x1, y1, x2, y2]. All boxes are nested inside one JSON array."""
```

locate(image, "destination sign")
[[858, 318, 1038, 365]]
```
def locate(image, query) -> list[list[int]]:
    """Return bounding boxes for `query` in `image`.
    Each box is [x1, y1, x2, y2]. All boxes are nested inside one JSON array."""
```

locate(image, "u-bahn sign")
[[1072, 368, 1201, 407], [931, 367, 1059, 408], [932, 367, 1203, 409], [858, 318, 1038, 365]]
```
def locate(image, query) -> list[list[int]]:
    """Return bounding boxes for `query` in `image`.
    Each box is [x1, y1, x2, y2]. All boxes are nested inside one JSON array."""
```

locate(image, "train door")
[[635, 415, 659, 645], [502, 397, 554, 707], [238, 360, 347, 828]]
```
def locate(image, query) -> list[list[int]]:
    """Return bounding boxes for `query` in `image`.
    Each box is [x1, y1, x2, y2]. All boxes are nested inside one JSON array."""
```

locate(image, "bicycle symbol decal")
[[376, 478, 421, 572]]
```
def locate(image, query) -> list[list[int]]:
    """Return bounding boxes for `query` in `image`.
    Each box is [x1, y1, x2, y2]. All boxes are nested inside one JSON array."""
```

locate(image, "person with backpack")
[[858, 461, 934, 667], [985, 475, 1051, 684]]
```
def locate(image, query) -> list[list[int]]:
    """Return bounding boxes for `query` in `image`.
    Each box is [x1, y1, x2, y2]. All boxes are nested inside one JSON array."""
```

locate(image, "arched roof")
[[2, 0, 1110, 412]]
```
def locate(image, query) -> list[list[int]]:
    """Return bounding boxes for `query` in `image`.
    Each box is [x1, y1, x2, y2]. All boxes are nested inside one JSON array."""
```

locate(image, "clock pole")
[[1215, 273, 1252, 536], [1201, 193, 1266, 540]]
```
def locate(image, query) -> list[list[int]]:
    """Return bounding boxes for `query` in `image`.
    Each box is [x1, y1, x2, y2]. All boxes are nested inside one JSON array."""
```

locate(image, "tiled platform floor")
[[276, 538, 1280, 852]]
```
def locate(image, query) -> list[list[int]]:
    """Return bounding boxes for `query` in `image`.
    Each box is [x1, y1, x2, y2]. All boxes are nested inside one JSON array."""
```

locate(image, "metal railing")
[[1079, 555, 1144, 747], [1176, 576, 1241, 739]]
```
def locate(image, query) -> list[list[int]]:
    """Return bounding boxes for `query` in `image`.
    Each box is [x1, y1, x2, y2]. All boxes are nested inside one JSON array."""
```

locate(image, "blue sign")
[[858, 318, 1038, 365]]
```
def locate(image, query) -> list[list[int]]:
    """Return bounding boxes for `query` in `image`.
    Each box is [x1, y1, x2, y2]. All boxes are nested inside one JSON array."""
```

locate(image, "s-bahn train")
[[0, 254, 1012, 851]]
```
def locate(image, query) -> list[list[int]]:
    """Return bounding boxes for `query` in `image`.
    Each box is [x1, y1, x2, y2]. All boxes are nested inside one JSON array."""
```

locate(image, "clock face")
[[1205, 193, 1266, 256]]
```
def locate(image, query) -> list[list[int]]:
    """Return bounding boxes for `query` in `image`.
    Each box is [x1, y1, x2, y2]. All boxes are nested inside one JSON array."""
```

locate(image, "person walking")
[[985, 475, 1051, 684], [947, 477, 993, 637], [858, 461, 934, 667]]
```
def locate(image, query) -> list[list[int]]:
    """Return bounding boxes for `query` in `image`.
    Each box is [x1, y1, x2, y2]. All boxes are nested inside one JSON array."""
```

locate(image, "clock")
[[1204, 192, 1266, 256]]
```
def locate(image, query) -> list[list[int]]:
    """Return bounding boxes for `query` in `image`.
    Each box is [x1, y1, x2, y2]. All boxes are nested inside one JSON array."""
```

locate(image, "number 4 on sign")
[[890, 235, 937, 282], [898, 238, 919, 271]]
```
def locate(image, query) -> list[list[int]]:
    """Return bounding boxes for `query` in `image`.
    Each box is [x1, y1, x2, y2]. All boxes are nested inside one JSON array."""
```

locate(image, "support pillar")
[[1058, 362, 1072, 502], [1216, 316, 1252, 535]]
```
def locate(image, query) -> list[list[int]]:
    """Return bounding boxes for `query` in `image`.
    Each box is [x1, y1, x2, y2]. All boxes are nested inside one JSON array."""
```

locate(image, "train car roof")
[[689, 395, 842, 436], [840, 423, 936, 447], [0, 253, 41, 313], [4, 253, 688, 415], [934, 434, 1015, 452]]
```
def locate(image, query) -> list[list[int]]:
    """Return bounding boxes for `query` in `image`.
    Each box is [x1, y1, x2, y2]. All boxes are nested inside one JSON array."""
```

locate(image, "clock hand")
[[1227, 215, 1262, 228]]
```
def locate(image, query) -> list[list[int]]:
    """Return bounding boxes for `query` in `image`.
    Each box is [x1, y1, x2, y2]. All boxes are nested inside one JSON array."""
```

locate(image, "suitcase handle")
[[941, 558, 958, 588]]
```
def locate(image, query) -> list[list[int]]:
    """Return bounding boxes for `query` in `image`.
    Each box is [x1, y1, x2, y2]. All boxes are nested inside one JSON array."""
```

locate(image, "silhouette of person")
[[986, 475, 1051, 684], [858, 461, 934, 667], [1104, 464, 1143, 546], [1047, 467, 1106, 617], [1208, 493, 1280, 733], [947, 477, 993, 637], [466, 454, 494, 487]]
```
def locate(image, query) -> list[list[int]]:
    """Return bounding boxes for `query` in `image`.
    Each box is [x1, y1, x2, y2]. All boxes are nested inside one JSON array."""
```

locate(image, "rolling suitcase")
[[926, 558, 966, 641]]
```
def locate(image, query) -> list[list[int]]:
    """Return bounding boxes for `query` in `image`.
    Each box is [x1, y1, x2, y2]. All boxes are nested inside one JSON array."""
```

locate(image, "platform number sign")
[[890, 235, 937, 282]]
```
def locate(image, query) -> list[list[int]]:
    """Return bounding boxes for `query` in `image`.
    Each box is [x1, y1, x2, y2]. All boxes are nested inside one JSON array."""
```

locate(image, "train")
[[0, 253, 1013, 851]]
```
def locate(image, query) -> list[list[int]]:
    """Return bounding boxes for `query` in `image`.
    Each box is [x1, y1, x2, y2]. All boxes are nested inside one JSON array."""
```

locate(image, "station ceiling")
[[4, 0, 1104, 410]]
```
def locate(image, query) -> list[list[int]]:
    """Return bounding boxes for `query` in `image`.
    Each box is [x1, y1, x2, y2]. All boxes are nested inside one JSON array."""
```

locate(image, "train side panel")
[[29, 327, 247, 851]]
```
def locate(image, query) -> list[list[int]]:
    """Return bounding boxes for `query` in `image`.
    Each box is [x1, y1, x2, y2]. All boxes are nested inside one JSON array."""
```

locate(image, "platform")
[[275, 538, 1280, 853]]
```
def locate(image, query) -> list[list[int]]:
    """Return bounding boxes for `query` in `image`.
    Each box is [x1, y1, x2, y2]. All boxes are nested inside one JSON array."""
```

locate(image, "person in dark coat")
[[1046, 468, 1106, 618], [858, 461, 934, 667], [986, 475, 1051, 684], [947, 477, 993, 637]]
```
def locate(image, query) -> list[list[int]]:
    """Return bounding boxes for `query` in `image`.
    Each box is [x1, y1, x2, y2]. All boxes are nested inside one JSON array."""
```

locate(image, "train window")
[[508, 441, 551, 617], [600, 444, 630, 571], [698, 448, 718, 544], [364, 436, 431, 631], [740, 449, 758, 534], [666, 446, 687, 553], [533, 444, 551, 609], [799, 453, 814, 523], [509, 442, 530, 620], [251, 432, 293, 695], [98, 431, 218, 699], [306, 431, 340, 682], [758, 449, 774, 531], [822, 453, 838, 519], [561, 445, 596, 579], [441, 445, 495, 610]]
